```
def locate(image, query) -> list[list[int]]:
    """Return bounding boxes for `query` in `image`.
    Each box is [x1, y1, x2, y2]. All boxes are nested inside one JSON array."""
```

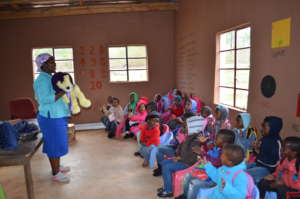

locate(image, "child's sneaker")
[[52, 172, 70, 183], [60, 165, 71, 173]]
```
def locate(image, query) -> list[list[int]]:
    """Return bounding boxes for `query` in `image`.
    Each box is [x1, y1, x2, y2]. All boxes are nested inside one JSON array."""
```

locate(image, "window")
[[108, 45, 148, 82], [32, 48, 75, 81], [215, 26, 251, 110]]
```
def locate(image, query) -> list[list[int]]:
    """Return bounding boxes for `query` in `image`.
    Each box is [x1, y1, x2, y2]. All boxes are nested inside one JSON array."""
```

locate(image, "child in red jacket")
[[258, 136, 300, 199], [139, 113, 161, 167]]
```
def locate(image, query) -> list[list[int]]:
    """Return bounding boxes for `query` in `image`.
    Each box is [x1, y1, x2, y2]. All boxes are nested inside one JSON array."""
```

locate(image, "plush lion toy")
[[52, 72, 91, 114]]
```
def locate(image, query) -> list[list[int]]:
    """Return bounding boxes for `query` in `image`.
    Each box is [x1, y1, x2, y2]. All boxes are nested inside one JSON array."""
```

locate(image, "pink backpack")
[[232, 170, 255, 199]]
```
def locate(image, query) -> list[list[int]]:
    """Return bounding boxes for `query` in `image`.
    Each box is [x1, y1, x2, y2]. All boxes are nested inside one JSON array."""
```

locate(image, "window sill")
[[109, 81, 149, 84], [216, 103, 247, 113]]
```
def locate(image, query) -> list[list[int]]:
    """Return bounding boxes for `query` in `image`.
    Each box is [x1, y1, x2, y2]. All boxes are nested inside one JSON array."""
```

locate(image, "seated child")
[[153, 112, 196, 177], [233, 113, 257, 160], [157, 132, 200, 197], [154, 94, 164, 114], [258, 136, 300, 199], [246, 116, 282, 184], [124, 102, 148, 139], [183, 93, 197, 113], [100, 97, 123, 138], [201, 106, 215, 140], [164, 96, 184, 124], [123, 92, 139, 115], [190, 93, 203, 114], [168, 98, 194, 131], [100, 96, 113, 114], [176, 129, 236, 199], [138, 113, 161, 167], [146, 101, 158, 115], [203, 144, 254, 199], [214, 105, 231, 136]]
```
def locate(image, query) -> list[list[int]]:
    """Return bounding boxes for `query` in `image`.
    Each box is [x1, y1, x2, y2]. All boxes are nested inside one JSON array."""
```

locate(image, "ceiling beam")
[[0, 2, 177, 20], [0, 0, 73, 6]]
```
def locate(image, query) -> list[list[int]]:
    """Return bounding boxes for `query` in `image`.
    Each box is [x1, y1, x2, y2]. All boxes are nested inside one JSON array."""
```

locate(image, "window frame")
[[215, 24, 251, 111], [32, 47, 75, 81], [108, 44, 149, 83]]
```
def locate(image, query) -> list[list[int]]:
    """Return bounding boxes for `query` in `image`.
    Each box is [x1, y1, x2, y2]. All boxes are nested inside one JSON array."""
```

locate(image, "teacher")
[[33, 53, 71, 183]]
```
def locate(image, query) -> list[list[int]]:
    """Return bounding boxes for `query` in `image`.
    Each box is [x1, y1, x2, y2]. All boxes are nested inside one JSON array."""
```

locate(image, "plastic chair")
[[173, 160, 202, 197], [196, 187, 215, 199], [9, 97, 37, 119], [264, 191, 277, 199], [287, 192, 300, 199], [253, 185, 260, 199], [161, 124, 170, 135]]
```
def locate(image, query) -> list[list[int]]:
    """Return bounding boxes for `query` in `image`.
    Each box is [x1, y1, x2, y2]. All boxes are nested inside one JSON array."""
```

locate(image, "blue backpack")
[[0, 122, 19, 150]]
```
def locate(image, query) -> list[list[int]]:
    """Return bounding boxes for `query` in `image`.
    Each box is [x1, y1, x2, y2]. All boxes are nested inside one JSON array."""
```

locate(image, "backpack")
[[246, 127, 257, 139], [0, 122, 19, 150], [232, 170, 255, 199]]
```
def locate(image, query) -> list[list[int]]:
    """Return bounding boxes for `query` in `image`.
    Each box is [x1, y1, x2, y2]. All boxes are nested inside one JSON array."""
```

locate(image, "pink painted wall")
[[0, 11, 176, 123], [176, 0, 300, 137]]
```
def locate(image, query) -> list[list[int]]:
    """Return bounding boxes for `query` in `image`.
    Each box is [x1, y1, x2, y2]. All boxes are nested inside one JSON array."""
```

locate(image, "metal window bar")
[[32, 48, 75, 80], [108, 45, 148, 82]]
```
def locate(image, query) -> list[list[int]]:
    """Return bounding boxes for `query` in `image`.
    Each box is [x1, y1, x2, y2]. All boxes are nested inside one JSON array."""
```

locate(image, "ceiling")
[[0, 0, 177, 20], [0, 0, 176, 11]]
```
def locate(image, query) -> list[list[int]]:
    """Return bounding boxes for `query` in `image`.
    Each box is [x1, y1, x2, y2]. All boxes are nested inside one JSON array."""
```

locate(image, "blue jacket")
[[205, 162, 249, 199], [234, 113, 257, 152], [33, 72, 70, 118]]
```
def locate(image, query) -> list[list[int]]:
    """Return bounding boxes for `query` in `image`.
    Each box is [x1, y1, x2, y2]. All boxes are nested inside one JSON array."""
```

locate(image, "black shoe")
[[128, 133, 135, 138], [157, 187, 164, 193], [153, 168, 162, 177], [134, 152, 143, 158], [175, 195, 186, 199], [153, 165, 162, 177], [157, 191, 173, 198], [123, 134, 131, 139]]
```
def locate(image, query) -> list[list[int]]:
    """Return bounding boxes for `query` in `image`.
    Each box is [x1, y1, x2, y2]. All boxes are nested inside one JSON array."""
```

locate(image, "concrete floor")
[[0, 130, 162, 199]]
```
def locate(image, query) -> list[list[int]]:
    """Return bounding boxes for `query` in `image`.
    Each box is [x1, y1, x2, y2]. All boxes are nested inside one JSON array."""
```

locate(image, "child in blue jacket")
[[203, 144, 254, 199]]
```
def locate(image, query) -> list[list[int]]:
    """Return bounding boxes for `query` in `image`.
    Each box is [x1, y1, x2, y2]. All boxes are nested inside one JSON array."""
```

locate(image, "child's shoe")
[[52, 172, 70, 183], [157, 191, 173, 198], [60, 165, 70, 173]]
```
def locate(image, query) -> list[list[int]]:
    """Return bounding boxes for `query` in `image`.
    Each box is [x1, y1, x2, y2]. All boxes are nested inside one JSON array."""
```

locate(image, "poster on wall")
[[297, 94, 300, 117], [272, 17, 291, 48]]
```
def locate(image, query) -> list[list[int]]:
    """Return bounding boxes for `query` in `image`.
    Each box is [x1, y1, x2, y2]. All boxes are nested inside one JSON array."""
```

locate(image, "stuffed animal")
[[52, 72, 91, 114]]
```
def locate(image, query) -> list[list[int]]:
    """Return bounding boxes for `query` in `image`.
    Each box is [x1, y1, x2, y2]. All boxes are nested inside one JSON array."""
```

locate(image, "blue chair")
[[253, 185, 260, 199], [196, 187, 215, 199]]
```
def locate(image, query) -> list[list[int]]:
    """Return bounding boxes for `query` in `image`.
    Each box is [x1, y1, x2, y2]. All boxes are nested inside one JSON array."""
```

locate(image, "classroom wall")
[[176, 0, 300, 137], [0, 11, 175, 123]]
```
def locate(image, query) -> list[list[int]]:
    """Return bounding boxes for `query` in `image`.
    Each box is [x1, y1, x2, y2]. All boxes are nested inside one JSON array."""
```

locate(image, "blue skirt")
[[37, 114, 68, 158]]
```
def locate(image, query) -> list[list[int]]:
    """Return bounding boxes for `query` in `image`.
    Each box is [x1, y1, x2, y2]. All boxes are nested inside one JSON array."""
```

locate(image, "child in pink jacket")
[[124, 102, 148, 139], [258, 136, 300, 199]]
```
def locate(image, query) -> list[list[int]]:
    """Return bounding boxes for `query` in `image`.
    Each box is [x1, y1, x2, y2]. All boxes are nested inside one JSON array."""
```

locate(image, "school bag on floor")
[[0, 122, 19, 150]]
